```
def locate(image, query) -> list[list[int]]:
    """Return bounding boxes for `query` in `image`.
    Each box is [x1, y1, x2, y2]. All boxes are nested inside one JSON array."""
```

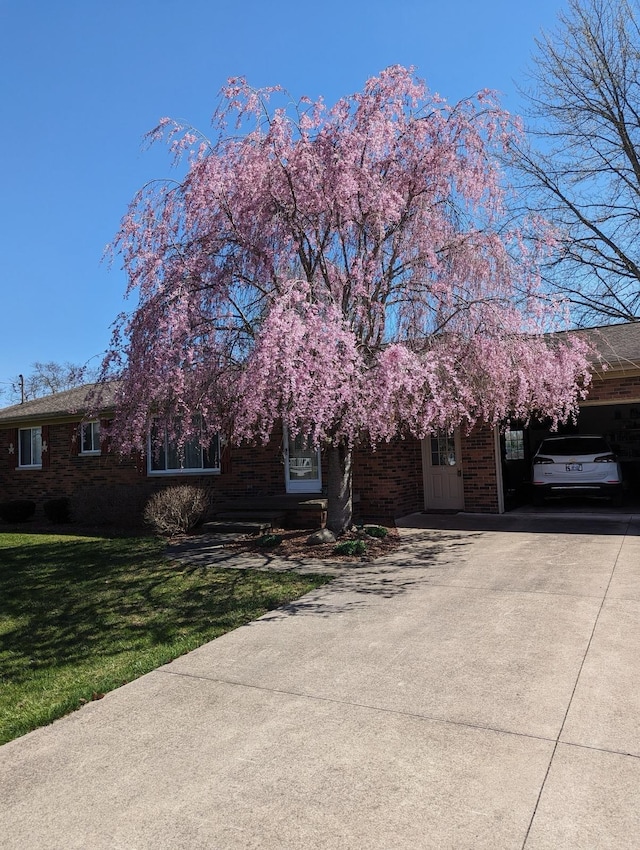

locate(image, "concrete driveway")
[[2, 511, 640, 848]]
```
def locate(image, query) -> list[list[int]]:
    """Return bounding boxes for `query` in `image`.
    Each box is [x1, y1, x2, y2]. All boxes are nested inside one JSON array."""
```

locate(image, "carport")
[[502, 322, 640, 510]]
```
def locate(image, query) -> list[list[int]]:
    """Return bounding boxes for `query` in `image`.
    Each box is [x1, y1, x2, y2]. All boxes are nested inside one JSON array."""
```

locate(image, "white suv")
[[532, 435, 623, 506]]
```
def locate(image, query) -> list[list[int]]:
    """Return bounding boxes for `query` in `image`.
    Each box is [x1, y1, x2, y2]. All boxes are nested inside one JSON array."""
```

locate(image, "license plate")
[[566, 463, 583, 472]]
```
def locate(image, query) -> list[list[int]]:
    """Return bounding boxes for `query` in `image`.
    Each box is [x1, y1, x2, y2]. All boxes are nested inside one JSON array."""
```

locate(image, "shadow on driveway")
[[398, 509, 640, 537]]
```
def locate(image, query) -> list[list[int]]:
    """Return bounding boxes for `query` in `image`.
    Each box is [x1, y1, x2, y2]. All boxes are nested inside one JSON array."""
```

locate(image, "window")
[[283, 428, 322, 493], [19, 427, 42, 468], [430, 433, 457, 467], [80, 421, 101, 454], [504, 429, 525, 461], [148, 421, 220, 475]]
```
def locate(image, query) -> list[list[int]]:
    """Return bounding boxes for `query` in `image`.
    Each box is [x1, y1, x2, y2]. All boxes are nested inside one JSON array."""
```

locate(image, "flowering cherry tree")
[[103, 66, 591, 533]]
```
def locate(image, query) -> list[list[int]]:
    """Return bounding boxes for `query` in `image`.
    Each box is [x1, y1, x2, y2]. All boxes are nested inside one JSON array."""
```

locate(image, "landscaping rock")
[[306, 528, 336, 545]]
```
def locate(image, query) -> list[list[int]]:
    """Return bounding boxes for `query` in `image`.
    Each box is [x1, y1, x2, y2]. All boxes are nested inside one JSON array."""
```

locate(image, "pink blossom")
[[101, 66, 591, 462]]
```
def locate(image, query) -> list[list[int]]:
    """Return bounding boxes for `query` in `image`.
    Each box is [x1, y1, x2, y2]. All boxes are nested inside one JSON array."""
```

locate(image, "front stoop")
[[210, 497, 328, 530], [201, 519, 275, 535]]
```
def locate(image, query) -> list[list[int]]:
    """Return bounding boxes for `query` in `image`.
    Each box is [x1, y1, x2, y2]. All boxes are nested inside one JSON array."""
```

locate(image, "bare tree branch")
[[510, 0, 640, 325]]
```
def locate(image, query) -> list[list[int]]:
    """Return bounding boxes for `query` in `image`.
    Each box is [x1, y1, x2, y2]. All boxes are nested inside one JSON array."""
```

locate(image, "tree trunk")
[[326, 441, 353, 535]]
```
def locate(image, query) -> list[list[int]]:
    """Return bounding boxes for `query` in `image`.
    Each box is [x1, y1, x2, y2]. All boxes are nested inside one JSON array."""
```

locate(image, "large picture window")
[[148, 421, 220, 475], [19, 427, 42, 468]]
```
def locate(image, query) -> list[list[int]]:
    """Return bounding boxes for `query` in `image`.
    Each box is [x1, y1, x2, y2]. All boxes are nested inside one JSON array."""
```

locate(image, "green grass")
[[0, 532, 331, 745]]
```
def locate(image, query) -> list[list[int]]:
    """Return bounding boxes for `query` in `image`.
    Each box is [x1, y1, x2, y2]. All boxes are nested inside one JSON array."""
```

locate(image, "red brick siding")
[[354, 428, 501, 518], [0, 420, 503, 519], [461, 426, 500, 513], [0, 422, 428, 523], [584, 375, 640, 404], [0, 423, 289, 521], [353, 438, 424, 521], [0, 422, 141, 501]]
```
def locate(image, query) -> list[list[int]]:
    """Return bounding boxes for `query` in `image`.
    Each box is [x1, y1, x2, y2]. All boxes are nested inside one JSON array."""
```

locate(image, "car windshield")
[[537, 437, 610, 457]]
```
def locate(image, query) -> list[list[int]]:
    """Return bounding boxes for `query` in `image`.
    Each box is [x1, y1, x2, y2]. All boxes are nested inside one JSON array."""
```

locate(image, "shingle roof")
[[0, 382, 118, 425], [578, 322, 640, 369]]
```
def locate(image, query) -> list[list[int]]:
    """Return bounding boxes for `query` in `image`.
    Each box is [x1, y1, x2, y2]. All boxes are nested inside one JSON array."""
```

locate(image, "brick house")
[[0, 385, 500, 525], [1, 322, 639, 524]]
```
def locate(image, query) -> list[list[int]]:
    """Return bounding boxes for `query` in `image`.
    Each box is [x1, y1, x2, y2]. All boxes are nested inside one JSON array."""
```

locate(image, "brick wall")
[[0, 422, 289, 523], [0, 420, 504, 521], [0, 421, 428, 524], [353, 437, 424, 521], [0, 421, 141, 502], [460, 426, 500, 513], [353, 428, 502, 518], [584, 374, 640, 404]]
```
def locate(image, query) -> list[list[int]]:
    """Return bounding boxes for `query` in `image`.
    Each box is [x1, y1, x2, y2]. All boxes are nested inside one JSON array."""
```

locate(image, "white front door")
[[284, 431, 322, 493], [423, 431, 465, 510]]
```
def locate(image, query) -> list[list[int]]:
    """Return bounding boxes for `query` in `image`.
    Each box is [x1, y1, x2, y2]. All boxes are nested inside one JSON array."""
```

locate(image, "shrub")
[[43, 497, 72, 524], [364, 525, 388, 539], [0, 500, 36, 523], [334, 539, 367, 556], [256, 533, 283, 548], [144, 485, 209, 536]]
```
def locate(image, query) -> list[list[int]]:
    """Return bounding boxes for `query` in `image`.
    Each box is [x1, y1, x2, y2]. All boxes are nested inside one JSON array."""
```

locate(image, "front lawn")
[[0, 532, 330, 745]]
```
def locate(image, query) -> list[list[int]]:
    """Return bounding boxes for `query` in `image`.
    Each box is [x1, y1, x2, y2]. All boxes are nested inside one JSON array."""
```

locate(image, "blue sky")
[[0, 0, 568, 396]]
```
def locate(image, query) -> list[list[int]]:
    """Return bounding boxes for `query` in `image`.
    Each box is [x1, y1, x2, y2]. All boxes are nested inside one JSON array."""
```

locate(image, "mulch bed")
[[1, 520, 401, 563], [224, 525, 400, 562]]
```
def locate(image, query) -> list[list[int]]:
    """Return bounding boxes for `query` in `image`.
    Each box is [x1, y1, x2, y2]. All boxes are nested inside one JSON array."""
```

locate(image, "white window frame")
[[18, 426, 42, 469], [283, 427, 322, 494], [148, 421, 220, 476], [80, 421, 101, 455]]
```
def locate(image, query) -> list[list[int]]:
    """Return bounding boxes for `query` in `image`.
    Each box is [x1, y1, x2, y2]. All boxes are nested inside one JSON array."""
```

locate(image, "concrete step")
[[214, 510, 286, 524], [202, 519, 272, 535], [210, 500, 327, 530]]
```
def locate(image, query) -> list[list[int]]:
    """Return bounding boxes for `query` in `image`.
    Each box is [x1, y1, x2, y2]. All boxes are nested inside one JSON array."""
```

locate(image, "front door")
[[423, 431, 464, 510]]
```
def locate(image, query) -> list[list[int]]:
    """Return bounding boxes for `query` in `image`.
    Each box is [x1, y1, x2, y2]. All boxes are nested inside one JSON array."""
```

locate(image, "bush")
[[256, 533, 283, 548], [144, 485, 209, 536], [0, 500, 36, 523], [364, 525, 388, 539], [334, 539, 367, 556], [43, 497, 71, 524]]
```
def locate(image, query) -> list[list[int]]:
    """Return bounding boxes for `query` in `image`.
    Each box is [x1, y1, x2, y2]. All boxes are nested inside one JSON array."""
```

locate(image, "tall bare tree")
[[512, 0, 640, 325]]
